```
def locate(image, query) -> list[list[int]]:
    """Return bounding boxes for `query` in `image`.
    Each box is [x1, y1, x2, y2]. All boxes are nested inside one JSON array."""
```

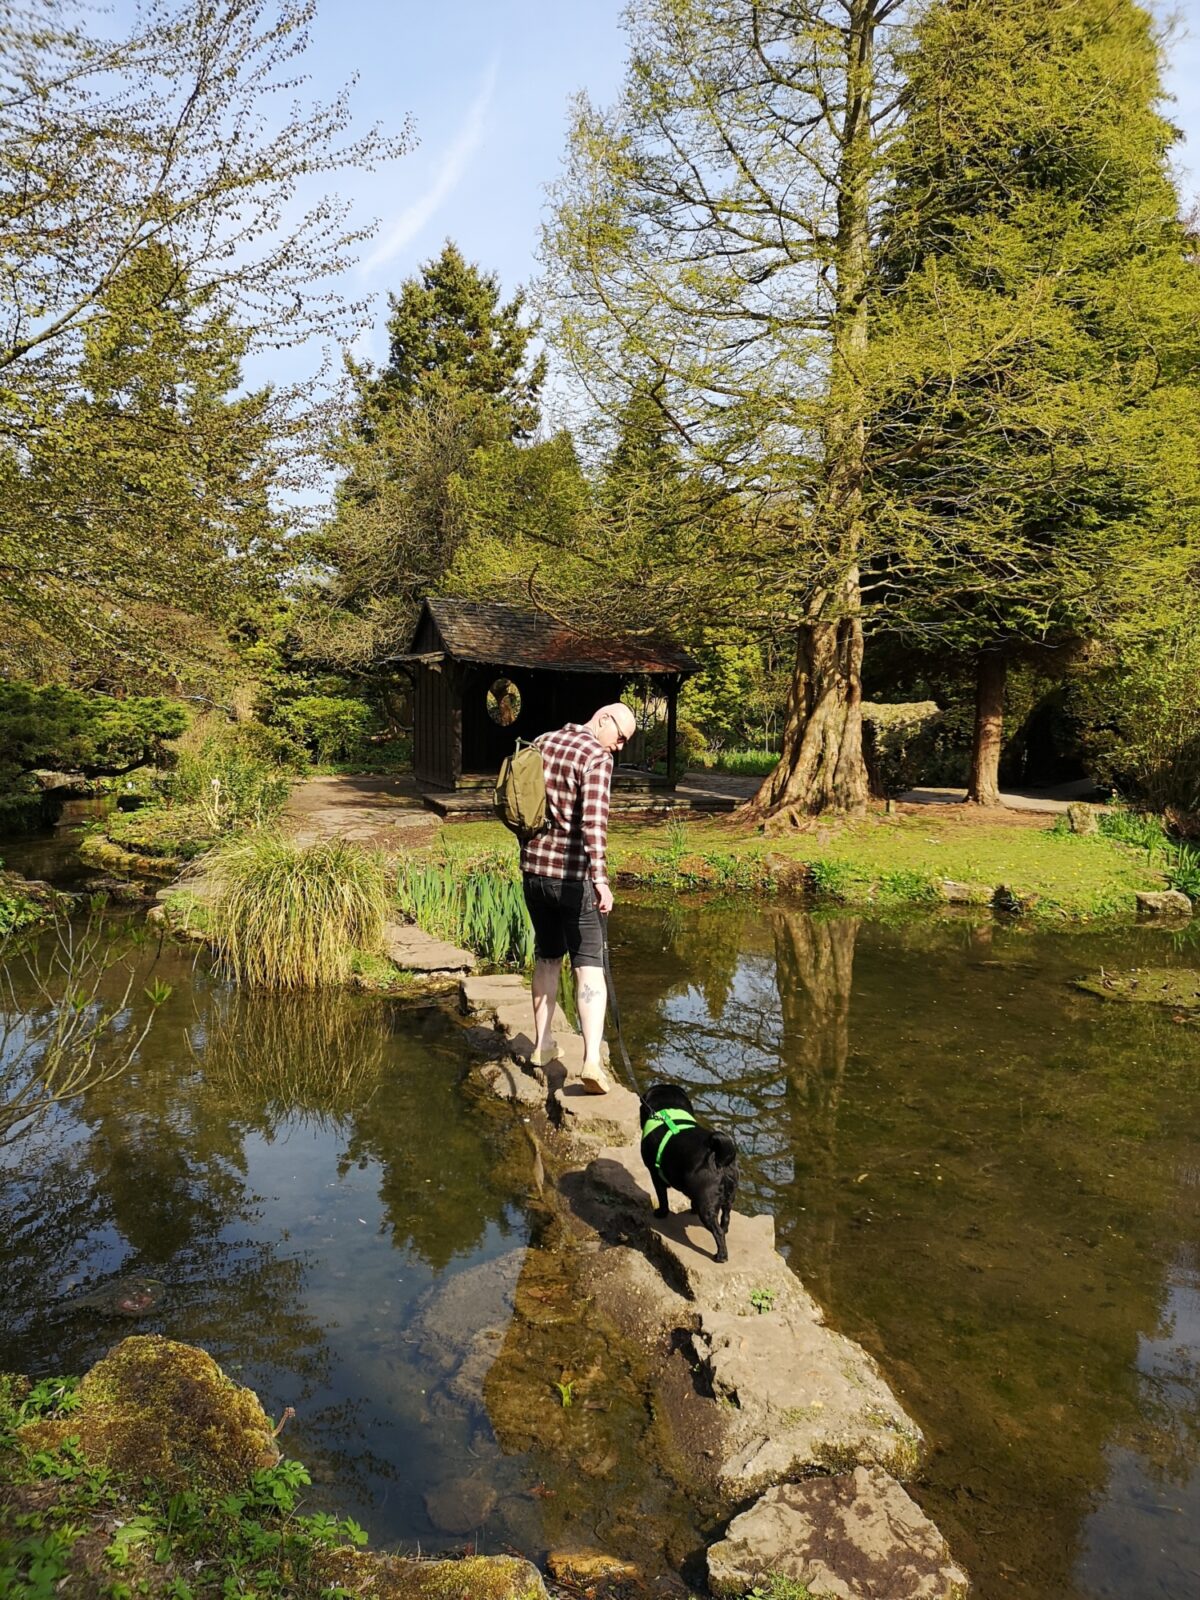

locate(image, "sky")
[[287, 0, 1200, 395], [99, 0, 1200, 402]]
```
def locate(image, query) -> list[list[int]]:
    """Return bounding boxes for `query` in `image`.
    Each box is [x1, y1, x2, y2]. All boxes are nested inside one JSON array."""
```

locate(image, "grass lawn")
[[426, 803, 1169, 921]]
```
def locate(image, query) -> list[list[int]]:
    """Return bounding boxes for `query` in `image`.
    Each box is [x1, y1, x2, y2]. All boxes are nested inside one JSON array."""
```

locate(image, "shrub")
[[644, 716, 708, 772], [205, 834, 391, 988], [1073, 622, 1200, 816], [0, 681, 188, 793], [269, 695, 375, 764], [693, 748, 780, 776], [862, 701, 944, 798], [163, 733, 292, 833]]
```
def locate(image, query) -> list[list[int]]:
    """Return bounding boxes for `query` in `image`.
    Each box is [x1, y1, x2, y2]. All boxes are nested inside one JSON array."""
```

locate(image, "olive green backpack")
[[494, 739, 547, 840]]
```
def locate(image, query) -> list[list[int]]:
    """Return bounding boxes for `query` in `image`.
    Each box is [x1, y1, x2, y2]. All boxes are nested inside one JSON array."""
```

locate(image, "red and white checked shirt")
[[520, 723, 614, 887]]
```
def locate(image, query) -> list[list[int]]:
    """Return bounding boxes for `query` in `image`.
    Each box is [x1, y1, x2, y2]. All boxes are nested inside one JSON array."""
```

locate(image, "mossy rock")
[[18, 1335, 279, 1492], [315, 1549, 547, 1598], [79, 833, 183, 881], [1075, 967, 1200, 1012]]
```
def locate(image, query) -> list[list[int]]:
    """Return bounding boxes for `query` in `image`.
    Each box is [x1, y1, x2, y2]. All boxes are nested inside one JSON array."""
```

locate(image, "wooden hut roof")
[[392, 599, 695, 676]]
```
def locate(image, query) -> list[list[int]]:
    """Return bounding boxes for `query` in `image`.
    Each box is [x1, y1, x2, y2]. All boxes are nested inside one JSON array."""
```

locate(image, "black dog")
[[638, 1082, 738, 1263]]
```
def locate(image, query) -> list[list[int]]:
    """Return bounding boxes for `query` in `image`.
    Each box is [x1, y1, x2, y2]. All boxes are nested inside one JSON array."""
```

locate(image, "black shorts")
[[522, 874, 604, 969]]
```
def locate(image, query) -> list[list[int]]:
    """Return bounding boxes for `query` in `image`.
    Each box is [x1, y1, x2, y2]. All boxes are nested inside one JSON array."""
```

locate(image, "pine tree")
[[867, 0, 1200, 802], [303, 245, 546, 668]]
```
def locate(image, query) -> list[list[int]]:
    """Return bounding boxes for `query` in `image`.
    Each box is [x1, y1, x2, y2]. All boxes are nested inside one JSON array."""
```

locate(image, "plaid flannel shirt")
[[520, 723, 613, 887]]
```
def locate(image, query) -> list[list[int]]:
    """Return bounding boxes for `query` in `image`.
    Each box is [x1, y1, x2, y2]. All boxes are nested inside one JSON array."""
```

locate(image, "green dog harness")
[[641, 1107, 697, 1170]]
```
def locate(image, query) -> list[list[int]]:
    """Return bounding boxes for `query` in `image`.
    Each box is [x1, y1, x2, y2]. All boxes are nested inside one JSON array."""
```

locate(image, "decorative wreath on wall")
[[486, 677, 522, 727]]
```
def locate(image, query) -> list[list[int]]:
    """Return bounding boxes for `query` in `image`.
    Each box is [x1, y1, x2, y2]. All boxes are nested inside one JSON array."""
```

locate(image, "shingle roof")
[[396, 599, 695, 676]]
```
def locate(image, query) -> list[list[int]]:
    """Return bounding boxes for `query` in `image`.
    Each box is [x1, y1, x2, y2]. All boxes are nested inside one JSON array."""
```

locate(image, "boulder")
[[1066, 802, 1100, 835], [1135, 890, 1193, 920], [706, 1468, 968, 1599], [17, 1335, 279, 1493]]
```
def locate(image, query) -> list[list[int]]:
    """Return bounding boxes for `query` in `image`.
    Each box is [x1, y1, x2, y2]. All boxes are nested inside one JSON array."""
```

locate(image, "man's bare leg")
[[575, 965, 609, 1091], [531, 957, 562, 1061]]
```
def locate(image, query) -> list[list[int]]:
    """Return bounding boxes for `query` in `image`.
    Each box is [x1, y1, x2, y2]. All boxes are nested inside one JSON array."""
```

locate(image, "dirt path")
[[284, 774, 440, 850]]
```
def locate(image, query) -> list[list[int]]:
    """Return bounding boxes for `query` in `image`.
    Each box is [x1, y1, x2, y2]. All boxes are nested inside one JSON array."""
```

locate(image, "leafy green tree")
[[302, 243, 547, 668], [543, 0, 907, 818], [368, 241, 546, 437], [866, 0, 1200, 802], [0, 0, 408, 676], [0, 682, 188, 794], [5, 244, 284, 679]]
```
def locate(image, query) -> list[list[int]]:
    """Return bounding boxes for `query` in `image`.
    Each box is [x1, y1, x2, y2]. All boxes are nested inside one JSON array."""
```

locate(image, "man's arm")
[[580, 751, 614, 913]]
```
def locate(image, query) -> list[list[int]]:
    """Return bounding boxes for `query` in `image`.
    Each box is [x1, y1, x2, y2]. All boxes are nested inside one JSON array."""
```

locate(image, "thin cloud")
[[363, 59, 498, 275]]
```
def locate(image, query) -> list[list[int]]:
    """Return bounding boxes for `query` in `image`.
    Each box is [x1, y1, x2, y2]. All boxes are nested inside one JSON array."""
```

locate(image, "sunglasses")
[[607, 713, 630, 749]]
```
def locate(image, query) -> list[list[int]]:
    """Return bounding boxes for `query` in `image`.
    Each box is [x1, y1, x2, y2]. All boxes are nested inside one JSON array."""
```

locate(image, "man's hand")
[[595, 880, 614, 915]]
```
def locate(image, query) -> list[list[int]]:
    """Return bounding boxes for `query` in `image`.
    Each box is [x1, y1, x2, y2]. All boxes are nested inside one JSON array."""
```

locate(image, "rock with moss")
[[315, 1549, 547, 1598], [17, 1335, 280, 1492]]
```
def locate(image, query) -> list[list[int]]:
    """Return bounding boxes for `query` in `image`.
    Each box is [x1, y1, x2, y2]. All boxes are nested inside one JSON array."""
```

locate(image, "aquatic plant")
[[395, 859, 534, 967], [205, 833, 390, 989]]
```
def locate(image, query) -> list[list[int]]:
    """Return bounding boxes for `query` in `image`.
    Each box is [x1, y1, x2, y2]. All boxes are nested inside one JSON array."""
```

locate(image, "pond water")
[[612, 901, 1200, 1600], [3, 813, 1200, 1597]]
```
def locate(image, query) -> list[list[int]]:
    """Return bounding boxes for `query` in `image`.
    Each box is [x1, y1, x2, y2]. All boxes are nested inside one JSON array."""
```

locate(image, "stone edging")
[[460, 973, 969, 1598]]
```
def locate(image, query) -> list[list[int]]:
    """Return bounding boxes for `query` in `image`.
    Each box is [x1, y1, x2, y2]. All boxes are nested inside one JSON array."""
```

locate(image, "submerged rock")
[[706, 1468, 969, 1598], [1075, 966, 1200, 1011]]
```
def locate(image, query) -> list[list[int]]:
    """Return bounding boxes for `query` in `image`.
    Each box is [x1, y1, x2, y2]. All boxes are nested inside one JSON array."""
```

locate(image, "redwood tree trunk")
[[745, 574, 869, 824], [967, 652, 1007, 806]]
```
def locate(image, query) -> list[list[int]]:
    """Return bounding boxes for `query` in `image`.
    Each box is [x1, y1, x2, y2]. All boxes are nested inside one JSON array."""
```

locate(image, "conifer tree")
[[867, 0, 1200, 802], [305, 244, 546, 668]]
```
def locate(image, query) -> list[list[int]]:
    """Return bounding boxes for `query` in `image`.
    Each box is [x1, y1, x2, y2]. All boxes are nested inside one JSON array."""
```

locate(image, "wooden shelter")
[[390, 599, 695, 792]]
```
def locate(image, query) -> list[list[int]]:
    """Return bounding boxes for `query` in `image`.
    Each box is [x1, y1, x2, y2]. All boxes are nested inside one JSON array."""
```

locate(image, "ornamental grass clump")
[[206, 834, 390, 989]]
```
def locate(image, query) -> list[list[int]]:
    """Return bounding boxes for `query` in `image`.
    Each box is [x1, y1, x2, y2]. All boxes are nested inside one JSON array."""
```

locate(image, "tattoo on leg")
[[579, 981, 600, 1003]]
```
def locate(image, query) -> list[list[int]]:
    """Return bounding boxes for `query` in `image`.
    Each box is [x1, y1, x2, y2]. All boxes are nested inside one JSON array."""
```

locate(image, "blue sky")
[[305, 0, 1200, 384], [196, 0, 1198, 401]]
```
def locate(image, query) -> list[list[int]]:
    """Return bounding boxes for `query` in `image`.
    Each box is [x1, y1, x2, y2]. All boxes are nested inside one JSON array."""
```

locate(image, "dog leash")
[[600, 912, 642, 1100]]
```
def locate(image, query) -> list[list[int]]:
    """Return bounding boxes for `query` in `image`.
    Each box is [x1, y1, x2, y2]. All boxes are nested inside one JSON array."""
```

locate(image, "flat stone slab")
[[707, 1468, 969, 1599], [382, 919, 476, 973]]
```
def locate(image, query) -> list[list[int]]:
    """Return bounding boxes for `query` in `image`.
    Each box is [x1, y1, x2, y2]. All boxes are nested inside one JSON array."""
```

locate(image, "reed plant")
[[395, 859, 534, 967], [205, 833, 390, 989]]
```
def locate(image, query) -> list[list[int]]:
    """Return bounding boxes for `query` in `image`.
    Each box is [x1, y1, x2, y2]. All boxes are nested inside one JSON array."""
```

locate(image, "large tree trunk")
[[747, 1, 878, 825], [967, 652, 1007, 806], [747, 575, 868, 824]]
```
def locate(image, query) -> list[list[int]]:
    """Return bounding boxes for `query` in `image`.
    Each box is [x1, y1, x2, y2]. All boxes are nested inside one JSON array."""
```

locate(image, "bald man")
[[520, 702, 637, 1094]]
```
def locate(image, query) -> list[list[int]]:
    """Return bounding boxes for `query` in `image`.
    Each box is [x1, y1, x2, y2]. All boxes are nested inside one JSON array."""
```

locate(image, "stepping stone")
[[381, 920, 475, 973]]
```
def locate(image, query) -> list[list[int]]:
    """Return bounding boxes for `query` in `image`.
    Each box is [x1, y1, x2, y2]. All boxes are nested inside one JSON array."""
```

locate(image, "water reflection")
[[615, 900, 1200, 1600], [0, 935, 531, 1544]]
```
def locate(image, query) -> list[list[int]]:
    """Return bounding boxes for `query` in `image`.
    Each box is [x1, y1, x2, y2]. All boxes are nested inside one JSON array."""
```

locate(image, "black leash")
[[600, 913, 642, 1100]]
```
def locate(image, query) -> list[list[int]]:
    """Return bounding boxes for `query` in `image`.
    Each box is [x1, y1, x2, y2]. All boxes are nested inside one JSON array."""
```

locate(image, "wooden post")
[[666, 675, 679, 787]]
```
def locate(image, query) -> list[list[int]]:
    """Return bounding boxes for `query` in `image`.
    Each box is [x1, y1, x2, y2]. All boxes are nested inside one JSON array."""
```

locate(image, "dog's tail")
[[707, 1131, 737, 1168]]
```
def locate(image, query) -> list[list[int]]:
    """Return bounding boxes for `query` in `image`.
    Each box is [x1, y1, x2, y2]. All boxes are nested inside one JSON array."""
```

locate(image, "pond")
[[2, 813, 1200, 1598], [612, 900, 1200, 1600]]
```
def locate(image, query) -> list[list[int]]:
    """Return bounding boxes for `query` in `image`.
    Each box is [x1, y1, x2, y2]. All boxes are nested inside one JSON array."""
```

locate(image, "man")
[[521, 701, 637, 1094]]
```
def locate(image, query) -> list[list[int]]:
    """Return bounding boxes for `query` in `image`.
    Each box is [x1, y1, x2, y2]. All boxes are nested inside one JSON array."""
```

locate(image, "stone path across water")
[[460, 973, 969, 1598]]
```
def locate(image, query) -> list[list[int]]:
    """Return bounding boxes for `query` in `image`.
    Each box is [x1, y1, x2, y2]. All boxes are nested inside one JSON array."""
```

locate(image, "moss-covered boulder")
[[18, 1335, 280, 1492], [316, 1549, 547, 1598]]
